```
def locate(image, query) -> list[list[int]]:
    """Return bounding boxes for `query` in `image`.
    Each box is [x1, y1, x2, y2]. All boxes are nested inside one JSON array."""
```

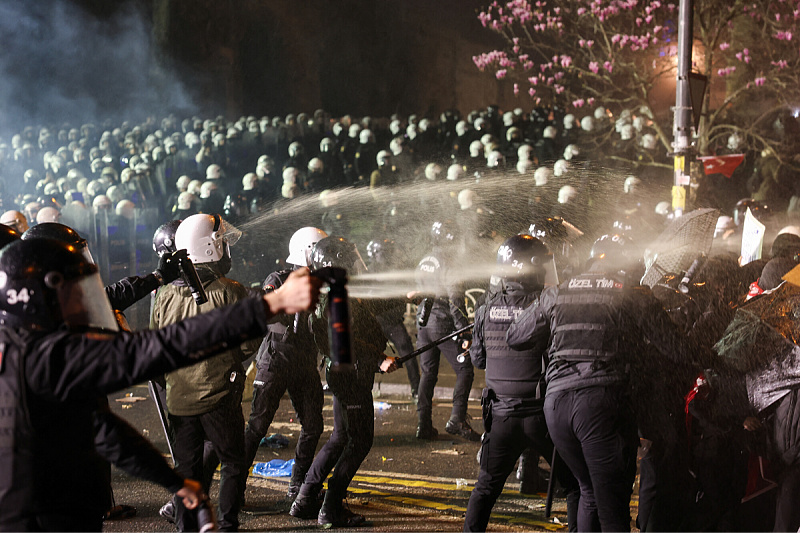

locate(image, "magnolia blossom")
[[755, 77, 766, 86]]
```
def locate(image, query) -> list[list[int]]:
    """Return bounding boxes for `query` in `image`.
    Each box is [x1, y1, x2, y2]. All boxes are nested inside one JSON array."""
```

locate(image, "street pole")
[[672, 0, 694, 215]]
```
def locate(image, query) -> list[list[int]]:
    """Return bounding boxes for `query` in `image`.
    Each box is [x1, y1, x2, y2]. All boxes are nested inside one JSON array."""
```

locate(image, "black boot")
[[286, 464, 306, 501], [289, 483, 323, 519], [445, 418, 481, 442], [416, 412, 438, 440], [318, 492, 365, 528]]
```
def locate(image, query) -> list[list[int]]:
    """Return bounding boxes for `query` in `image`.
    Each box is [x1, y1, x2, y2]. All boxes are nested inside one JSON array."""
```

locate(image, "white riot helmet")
[[115, 199, 136, 220], [580, 116, 595, 132], [457, 189, 477, 210], [534, 166, 552, 186], [469, 140, 484, 158], [389, 137, 404, 156], [36, 206, 61, 224], [92, 195, 112, 213], [619, 124, 634, 141], [594, 106, 608, 120], [778, 225, 800, 238], [287, 226, 328, 267], [406, 124, 418, 140], [517, 159, 534, 174], [558, 185, 578, 204], [348, 123, 361, 138], [242, 172, 258, 191], [641, 134, 657, 150], [563, 114, 576, 129], [187, 180, 202, 196], [177, 191, 196, 210], [176, 213, 242, 264], [480, 133, 495, 147], [425, 163, 442, 181], [455, 120, 469, 137], [376, 150, 392, 168], [281, 182, 297, 199], [359, 129, 373, 144], [542, 126, 557, 139], [389, 119, 402, 135], [308, 158, 324, 173], [447, 164, 464, 181], [553, 159, 569, 177], [288, 142, 303, 158], [563, 144, 580, 161], [200, 181, 218, 199], [518, 144, 534, 162], [1, 210, 29, 233], [206, 164, 222, 180], [487, 150, 505, 168], [283, 167, 299, 185], [655, 201, 671, 216], [623, 176, 641, 194]]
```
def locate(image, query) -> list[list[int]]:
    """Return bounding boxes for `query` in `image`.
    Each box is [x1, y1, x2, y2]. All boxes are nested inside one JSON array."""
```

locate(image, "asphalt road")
[[100, 363, 599, 532]]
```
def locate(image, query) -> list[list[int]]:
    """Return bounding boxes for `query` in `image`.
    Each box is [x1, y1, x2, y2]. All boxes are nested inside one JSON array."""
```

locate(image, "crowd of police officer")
[[2, 105, 800, 532]]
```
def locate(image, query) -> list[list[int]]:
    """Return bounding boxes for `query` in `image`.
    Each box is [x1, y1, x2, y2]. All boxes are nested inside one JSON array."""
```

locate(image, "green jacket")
[[151, 274, 259, 416]]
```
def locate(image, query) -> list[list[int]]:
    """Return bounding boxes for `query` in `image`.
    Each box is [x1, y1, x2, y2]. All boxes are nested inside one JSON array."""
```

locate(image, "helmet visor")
[[56, 272, 119, 332]]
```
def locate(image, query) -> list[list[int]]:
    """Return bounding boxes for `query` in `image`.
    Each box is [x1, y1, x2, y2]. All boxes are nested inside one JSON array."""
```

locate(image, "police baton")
[[396, 324, 474, 367], [148, 380, 175, 462], [545, 447, 558, 519]]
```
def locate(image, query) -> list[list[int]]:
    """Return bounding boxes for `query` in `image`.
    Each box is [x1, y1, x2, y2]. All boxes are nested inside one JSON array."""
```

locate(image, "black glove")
[[458, 330, 473, 344], [155, 251, 182, 285]]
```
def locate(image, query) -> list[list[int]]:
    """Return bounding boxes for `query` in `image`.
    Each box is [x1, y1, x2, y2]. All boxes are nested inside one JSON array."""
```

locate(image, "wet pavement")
[[100, 363, 612, 532]]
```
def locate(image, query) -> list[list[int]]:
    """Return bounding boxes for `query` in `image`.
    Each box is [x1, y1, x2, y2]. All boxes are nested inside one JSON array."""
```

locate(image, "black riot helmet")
[[311, 236, 366, 274], [495, 234, 550, 289], [22, 222, 93, 263], [733, 198, 770, 226], [529, 216, 569, 242], [152, 219, 182, 257], [0, 239, 118, 331], [588, 233, 638, 272], [430, 220, 457, 246], [366, 239, 398, 268], [0, 223, 21, 249]]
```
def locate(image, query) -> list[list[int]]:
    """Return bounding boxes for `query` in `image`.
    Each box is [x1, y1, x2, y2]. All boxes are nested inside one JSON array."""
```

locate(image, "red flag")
[[698, 154, 745, 178]]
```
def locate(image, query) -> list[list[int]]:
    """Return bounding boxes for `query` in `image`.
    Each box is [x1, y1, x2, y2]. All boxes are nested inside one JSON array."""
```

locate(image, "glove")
[[458, 331, 473, 344], [155, 250, 182, 285]]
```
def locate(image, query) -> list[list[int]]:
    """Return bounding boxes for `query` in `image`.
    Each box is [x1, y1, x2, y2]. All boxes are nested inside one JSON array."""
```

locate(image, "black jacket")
[[0, 296, 269, 531], [415, 247, 469, 333], [508, 266, 687, 395], [471, 281, 546, 400]]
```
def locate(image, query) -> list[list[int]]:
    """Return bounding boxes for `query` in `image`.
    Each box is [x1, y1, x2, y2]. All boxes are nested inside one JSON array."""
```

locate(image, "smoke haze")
[[0, 0, 196, 133]]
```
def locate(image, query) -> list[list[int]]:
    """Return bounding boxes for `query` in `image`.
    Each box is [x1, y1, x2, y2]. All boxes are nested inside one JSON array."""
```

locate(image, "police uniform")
[[0, 296, 271, 531], [508, 266, 658, 532], [415, 247, 475, 438], [152, 268, 261, 532], [291, 297, 387, 524], [243, 269, 324, 497], [463, 281, 578, 532]]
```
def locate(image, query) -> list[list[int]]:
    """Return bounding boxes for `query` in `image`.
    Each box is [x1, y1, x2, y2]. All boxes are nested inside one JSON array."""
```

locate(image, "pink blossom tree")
[[474, 0, 800, 167]]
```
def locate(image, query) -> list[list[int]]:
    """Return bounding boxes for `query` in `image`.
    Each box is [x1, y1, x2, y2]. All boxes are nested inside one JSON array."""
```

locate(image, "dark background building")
[[0, 0, 513, 129]]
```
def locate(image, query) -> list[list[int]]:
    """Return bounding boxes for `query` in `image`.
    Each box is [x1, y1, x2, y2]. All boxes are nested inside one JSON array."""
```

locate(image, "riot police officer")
[[366, 238, 420, 398], [0, 237, 321, 531], [464, 234, 579, 532], [290, 236, 397, 528], [507, 234, 686, 532], [243, 227, 326, 501], [413, 221, 479, 441]]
